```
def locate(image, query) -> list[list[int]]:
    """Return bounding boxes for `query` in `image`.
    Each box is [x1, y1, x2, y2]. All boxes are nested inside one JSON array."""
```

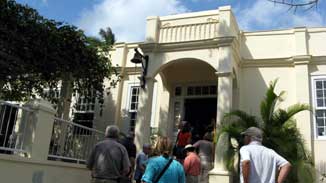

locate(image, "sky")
[[15, 0, 326, 42]]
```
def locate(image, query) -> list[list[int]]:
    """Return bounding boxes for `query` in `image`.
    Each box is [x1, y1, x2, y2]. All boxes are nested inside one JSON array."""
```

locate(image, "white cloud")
[[77, 0, 188, 42], [236, 0, 325, 31]]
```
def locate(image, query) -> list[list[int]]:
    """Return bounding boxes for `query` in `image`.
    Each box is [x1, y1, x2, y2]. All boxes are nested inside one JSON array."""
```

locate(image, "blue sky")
[[16, 0, 326, 42]]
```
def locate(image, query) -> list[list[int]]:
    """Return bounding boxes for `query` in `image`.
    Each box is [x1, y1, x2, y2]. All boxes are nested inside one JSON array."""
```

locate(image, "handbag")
[[153, 157, 173, 183]]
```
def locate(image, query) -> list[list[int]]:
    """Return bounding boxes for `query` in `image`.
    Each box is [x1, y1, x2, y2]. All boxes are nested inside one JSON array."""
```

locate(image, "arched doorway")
[[156, 58, 217, 142]]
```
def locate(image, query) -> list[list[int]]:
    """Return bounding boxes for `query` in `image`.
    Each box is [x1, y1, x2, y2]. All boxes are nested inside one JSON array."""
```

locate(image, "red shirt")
[[183, 152, 201, 176], [177, 132, 191, 147]]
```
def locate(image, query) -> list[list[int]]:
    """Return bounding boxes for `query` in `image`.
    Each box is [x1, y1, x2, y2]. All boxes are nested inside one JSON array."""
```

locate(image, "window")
[[186, 85, 217, 96], [75, 92, 96, 112], [129, 86, 140, 132], [43, 89, 60, 109], [73, 91, 96, 128], [313, 77, 326, 138]]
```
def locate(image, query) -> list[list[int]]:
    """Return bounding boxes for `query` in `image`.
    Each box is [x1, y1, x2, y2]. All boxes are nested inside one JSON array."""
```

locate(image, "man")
[[240, 127, 292, 183], [87, 125, 131, 183], [119, 131, 137, 182], [183, 144, 201, 183], [134, 143, 151, 183]]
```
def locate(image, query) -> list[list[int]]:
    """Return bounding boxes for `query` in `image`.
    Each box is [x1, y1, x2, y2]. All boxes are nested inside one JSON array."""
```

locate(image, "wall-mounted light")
[[130, 48, 149, 89]]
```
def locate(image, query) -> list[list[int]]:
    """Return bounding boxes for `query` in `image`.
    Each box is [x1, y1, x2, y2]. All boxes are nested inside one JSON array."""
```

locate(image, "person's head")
[[154, 136, 173, 157], [126, 131, 135, 140], [184, 144, 195, 155], [241, 127, 263, 145], [203, 132, 213, 141], [143, 143, 151, 155], [181, 121, 190, 132], [105, 125, 120, 139]]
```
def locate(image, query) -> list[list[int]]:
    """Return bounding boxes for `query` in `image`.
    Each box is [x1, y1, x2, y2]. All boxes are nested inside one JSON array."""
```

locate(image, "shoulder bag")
[[153, 157, 173, 183]]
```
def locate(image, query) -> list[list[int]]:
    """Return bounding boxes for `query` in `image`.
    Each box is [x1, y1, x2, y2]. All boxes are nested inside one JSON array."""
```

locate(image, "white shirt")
[[240, 141, 289, 183]]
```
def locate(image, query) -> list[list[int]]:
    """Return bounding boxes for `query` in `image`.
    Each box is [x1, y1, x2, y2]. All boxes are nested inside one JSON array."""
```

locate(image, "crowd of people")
[[87, 123, 291, 183]]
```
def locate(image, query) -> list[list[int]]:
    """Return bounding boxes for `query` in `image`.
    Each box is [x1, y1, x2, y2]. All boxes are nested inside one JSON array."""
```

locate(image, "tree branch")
[[267, 0, 319, 12]]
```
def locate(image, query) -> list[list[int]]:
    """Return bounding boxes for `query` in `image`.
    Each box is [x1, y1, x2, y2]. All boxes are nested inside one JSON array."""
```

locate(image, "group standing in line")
[[87, 123, 291, 183]]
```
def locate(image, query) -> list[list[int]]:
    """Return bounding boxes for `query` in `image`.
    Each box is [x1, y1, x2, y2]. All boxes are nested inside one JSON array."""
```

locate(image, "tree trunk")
[[56, 73, 73, 157]]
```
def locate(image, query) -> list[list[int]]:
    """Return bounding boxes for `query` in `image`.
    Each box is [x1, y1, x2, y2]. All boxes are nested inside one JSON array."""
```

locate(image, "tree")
[[267, 0, 319, 11], [0, 0, 118, 113], [216, 79, 315, 183]]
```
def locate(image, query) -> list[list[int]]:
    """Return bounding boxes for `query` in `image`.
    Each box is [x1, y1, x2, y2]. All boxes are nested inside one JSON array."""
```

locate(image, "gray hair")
[[105, 125, 120, 138]]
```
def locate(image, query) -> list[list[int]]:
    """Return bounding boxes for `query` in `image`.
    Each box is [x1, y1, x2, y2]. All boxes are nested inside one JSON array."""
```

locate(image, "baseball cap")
[[241, 127, 263, 141]]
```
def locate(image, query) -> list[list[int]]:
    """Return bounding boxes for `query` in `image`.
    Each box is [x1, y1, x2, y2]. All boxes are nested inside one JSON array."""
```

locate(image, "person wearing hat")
[[183, 144, 201, 183], [240, 127, 292, 183]]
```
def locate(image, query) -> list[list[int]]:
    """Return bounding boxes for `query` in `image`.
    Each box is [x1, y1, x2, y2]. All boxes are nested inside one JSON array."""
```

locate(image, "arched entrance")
[[155, 58, 218, 141]]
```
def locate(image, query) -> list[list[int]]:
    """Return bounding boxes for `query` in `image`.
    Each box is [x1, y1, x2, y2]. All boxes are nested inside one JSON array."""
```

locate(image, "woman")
[[141, 136, 185, 183], [175, 121, 192, 162], [193, 132, 214, 183]]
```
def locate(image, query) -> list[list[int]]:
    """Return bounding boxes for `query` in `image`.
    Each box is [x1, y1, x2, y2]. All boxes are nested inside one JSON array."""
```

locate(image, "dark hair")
[[181, 121, 191, 132]]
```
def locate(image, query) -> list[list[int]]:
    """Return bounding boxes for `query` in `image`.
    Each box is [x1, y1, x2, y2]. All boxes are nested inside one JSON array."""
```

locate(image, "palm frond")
[[260, 79, 279, 125], [286, 103, 311, 118], [223, 110, 260, 128]]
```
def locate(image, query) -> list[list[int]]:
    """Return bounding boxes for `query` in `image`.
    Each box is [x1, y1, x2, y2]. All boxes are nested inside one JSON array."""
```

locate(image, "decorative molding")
[[215, 71, 232, 77], [161, 23, 171, 28], [207, 18, 218, 23], [140, 36, 236, 53], [241, 55, 326, 68]]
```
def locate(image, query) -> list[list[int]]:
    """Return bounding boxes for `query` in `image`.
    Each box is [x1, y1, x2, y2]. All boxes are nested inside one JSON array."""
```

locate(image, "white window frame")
[[74, 91, 96, 113], [311, 75, 326, 140], [126, 82, 141, 132]]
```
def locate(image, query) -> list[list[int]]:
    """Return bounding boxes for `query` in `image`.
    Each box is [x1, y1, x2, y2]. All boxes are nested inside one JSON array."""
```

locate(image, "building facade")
[[93, 6, 326, 182]]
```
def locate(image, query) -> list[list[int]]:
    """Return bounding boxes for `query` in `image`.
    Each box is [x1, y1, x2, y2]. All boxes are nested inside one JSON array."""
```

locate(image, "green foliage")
[[217, 79, 315, 183], [0, 0, 118, 104]]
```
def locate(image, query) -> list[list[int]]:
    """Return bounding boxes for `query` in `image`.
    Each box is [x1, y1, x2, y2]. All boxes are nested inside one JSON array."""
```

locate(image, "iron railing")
[[48, 117, 104, 164], [0, 101, 33, 156]]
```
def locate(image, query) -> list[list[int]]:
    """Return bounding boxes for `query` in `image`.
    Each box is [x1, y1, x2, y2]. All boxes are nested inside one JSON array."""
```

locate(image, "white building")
[[2, 5, 325, 183], [96, 6, 326, 182]]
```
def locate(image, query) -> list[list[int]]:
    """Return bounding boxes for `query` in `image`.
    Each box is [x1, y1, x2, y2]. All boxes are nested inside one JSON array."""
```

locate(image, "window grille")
[[313, 78, 326, 138], [129, 86, 140, 132]]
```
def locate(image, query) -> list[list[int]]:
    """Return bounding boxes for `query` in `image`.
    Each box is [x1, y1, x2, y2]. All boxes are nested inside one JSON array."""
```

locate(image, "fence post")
[[22, 99, 56, 161]]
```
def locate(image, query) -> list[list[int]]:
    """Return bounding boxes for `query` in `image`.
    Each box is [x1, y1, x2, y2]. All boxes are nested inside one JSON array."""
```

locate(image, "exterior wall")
[[239, 67, 296, 116], [0, 154, 89, 183], [308, 29, 326, 56], [241, 30, 295, 59], [93, 78, 120, 131]]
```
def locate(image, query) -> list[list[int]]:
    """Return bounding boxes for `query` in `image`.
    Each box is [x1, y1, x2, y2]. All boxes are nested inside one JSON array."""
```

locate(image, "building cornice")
[[240, 55, 326, 68], [139, 36, 237, 53]]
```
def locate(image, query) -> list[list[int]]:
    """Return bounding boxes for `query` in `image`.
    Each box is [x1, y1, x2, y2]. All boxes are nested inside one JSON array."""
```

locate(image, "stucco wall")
[[239, 66, 296, 116], [241, 31, 295, 59], [308, 30, 326, 56], [0, 155, 90, 183]]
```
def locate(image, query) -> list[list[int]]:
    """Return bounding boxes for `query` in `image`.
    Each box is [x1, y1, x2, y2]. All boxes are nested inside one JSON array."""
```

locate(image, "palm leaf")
[[260, 79, 278, 125], [223, 110, 260, 128]]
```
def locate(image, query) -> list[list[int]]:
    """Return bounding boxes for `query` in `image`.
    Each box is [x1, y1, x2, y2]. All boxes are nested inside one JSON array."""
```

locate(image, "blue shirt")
[[141, 156, 185, 183], [134, 151, 148, 180]]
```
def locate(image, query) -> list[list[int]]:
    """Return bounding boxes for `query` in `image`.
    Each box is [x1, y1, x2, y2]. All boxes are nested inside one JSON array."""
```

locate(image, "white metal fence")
[[48, 117, 104, 164], [0, 101, 33, 156]]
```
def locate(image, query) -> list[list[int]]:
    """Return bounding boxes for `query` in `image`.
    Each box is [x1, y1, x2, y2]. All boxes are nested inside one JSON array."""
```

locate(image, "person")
[[240, 127, 292, 183], [175, 121, 192, 162], [193, 132, 214, 183], [87, 125, 131, 183], [183, 144, 201, 183], [120, 131, 137, 182], [141, 136, 185, 183], [134, 143, 151, 183]]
